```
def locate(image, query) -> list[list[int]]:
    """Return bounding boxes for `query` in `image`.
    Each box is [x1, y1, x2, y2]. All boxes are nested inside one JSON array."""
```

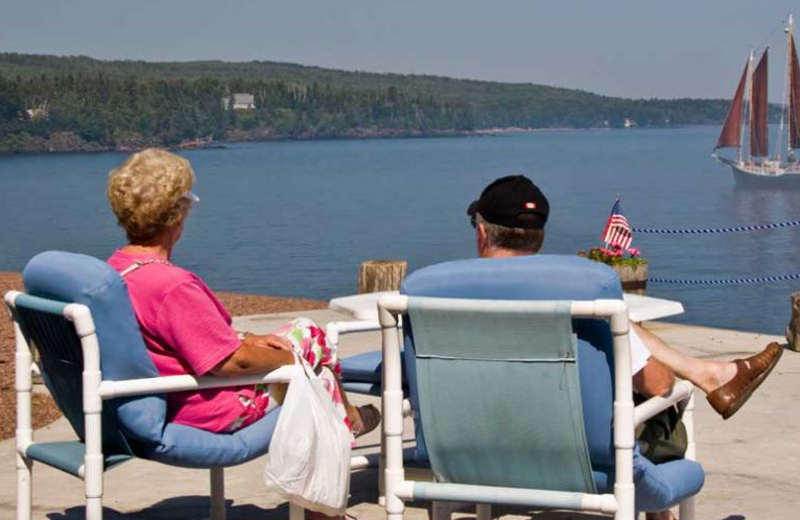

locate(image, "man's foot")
[[645, 511, 677, 520], [351, 404, 381, 438], [706, 342, 783, 420]]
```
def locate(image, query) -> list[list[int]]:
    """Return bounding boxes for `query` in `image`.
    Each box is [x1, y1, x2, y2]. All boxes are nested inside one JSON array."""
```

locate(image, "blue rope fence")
[[612, 216, 800, 284], [632, 218, 800, 234], [650, 272, 800, 285]]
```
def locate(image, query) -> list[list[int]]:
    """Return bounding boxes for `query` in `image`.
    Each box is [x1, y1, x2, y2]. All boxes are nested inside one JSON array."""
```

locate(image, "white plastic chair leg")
[[289, 502, 305, 520], [679, 497, 696, 520], [86, 498, 102, 520], [17, 454, 32, 520], [84, 446, 104, 520], [378, 431, 386, 506], [476, 503, 493, 520], [210, 467, 226, 520]]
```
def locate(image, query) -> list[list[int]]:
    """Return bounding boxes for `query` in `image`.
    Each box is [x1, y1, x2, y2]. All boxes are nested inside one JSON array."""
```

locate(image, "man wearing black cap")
[[467, 175, 782, 520], [467, 175, 782, 419], [467, 175, 550, 258]]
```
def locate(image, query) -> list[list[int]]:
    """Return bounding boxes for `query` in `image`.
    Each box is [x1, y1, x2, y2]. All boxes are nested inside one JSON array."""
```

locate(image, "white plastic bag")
[[263, 358, 352, 516]]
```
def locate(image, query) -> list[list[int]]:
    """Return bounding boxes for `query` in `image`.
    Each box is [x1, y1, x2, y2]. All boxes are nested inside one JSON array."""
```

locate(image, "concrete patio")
[[1, 308, 797, 519]]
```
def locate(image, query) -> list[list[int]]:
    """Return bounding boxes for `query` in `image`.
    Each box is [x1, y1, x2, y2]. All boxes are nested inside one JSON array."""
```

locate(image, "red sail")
[[716, 63, 748, 149], [790, 34, 800, 149], [750, 50, 769, 156]]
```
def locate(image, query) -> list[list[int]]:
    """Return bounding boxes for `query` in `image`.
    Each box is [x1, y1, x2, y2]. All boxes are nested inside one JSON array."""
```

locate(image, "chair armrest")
[[98, 364, 302, 399], [633, 380, 694, 427], [326, 319, 382, 344]]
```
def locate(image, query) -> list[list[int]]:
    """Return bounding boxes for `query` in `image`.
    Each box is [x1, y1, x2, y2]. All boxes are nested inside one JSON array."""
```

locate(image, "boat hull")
[[714, 155, 800, 188], [730, 163, 800, 188]]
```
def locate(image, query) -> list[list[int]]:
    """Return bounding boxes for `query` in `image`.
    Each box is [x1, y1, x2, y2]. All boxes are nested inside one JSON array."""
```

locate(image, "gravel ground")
[[0, 271, 327, 441]]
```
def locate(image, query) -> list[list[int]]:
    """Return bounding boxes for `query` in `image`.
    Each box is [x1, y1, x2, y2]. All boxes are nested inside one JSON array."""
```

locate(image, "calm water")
[[2, 127, 799, 335]]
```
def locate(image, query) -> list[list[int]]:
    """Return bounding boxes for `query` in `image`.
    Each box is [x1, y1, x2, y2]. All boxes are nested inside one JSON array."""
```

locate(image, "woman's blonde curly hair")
[[107, 148, 196, 243]]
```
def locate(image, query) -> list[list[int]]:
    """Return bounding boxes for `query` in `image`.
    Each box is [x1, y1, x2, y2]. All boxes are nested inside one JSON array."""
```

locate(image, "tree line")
[[0, 53, 741, 154]]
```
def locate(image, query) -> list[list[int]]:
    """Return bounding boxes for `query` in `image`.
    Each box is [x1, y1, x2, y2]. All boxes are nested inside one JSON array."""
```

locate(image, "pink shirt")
[[108, 250, 258, 432]]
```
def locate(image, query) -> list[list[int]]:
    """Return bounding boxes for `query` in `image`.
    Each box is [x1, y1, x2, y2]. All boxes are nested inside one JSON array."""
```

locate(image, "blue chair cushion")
[[341, 350, 407, 385], [142, 407, 281, 468], [342, 381, 383, 396], [24, 251, 167, 447], [26, 441, 132, 478], [633, 449, 705, 512], [592, 447, 703, 511]]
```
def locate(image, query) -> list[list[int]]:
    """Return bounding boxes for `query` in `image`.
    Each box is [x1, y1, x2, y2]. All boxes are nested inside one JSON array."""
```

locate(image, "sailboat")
[[713, 14, 800, 185]]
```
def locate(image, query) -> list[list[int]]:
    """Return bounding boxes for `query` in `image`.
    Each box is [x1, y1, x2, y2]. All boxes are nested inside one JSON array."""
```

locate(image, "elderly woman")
[[105, 148, 379, 440]]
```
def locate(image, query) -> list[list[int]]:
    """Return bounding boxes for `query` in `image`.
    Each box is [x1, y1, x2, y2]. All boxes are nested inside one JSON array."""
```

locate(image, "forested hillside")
[[0, 53, 736, 154]]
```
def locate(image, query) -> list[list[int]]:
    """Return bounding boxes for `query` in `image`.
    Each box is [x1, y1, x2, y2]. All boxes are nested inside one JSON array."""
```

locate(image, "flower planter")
[[613, 264, 648, 295]]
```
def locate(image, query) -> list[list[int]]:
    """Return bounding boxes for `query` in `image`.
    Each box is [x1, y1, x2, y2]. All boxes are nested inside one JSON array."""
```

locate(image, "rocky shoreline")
[[0, 271, 328, 441], [0, 127, 477, 156]]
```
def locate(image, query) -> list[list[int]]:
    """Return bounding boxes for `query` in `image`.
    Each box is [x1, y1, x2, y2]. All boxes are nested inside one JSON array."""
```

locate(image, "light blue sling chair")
[[340, 255, 704, 519], [5, 251, 302, 520]]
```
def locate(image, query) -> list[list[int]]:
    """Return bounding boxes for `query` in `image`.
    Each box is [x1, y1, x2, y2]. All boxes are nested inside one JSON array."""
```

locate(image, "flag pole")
[[602, 195, 621, 249]]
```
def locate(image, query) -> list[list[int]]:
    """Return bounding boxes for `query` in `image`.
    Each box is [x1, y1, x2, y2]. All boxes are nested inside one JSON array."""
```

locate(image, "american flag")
[[601, 199, 633, 250]]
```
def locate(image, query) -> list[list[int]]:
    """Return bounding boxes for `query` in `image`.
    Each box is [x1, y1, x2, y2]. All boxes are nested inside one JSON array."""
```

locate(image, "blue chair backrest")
[[400, 255, 621, 471], [22, 251, 167, 452], [408, 296, 595, 492]]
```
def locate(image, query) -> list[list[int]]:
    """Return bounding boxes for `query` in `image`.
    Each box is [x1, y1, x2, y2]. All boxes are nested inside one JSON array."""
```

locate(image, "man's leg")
[[632, 323, 733, 394], [632, 323, 782, 419]]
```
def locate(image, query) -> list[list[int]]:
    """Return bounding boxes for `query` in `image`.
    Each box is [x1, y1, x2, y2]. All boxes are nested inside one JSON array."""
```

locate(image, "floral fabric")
[[227, 318, 350, 435]]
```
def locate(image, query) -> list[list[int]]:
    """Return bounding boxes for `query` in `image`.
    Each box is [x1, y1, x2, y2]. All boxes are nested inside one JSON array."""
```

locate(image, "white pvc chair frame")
[[6, 290, 310, 520], [376, 295, 697, 520]]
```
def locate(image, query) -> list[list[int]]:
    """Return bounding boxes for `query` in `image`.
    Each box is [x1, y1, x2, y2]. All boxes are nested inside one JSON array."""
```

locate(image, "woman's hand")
[[211, 334, 295, 377], [243, 333, 293, 352]]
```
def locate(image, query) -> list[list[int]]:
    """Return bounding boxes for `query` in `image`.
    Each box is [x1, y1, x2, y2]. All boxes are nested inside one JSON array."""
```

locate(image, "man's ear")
[[476, 222, 489, 257]]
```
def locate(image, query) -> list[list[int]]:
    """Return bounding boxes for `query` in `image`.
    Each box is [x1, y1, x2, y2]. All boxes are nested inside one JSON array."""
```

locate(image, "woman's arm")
[[210, 334, 295, 376]]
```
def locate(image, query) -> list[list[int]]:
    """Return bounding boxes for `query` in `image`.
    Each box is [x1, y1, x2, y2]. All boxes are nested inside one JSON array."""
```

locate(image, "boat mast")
[[742, 50, 754, 163], [787, 13, 795, 160], [776, 15, 792, 162]]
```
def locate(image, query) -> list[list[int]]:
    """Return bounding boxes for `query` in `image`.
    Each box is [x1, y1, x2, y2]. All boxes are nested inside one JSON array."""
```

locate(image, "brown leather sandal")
[[352, 404, 381, 438], [706, 342, 783, 420]]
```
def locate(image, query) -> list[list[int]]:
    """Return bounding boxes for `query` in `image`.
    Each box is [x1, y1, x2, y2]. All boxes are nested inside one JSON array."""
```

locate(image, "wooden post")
[[358, 260, 407, 294], [785, 291, 800, 351], [614, 264, 648, 296]]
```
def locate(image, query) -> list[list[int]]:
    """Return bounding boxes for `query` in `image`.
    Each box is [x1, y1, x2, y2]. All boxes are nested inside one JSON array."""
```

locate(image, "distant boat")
[[713, 14, 800, 184]]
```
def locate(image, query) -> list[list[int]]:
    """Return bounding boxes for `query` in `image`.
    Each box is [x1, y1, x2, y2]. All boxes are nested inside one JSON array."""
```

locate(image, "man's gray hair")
[[476, 213, 545, 253]]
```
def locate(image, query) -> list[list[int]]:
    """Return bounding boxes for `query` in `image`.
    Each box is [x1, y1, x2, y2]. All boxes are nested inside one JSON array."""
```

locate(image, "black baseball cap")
[[467, 175, 550, 229]]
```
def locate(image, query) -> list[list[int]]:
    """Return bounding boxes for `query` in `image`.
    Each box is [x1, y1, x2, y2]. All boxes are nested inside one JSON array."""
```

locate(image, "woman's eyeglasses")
[[470, 215, 477, 229], [183, 190, 200, 208]]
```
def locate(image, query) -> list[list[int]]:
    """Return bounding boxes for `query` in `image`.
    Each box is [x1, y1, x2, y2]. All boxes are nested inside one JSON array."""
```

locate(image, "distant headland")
[[0, 52, 750, 155]]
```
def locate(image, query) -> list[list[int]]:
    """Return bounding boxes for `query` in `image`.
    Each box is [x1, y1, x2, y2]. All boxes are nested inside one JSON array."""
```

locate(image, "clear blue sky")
[[1, 0, 798, 99]]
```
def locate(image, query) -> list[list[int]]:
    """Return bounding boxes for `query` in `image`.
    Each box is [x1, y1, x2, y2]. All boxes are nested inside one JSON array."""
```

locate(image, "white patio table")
[[329, 290, 684, 323]]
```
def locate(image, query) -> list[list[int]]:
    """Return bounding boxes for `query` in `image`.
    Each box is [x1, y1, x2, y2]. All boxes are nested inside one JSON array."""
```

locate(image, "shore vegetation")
[[0, 53, 764, 154]]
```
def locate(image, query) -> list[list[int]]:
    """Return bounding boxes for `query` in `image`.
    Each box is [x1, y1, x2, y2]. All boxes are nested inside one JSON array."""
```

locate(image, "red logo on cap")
[[525, 202, 537, 209]]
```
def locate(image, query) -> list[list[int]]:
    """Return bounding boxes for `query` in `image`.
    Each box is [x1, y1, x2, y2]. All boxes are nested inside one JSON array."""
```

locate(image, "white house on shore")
[[222, 93, 256, 110]]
